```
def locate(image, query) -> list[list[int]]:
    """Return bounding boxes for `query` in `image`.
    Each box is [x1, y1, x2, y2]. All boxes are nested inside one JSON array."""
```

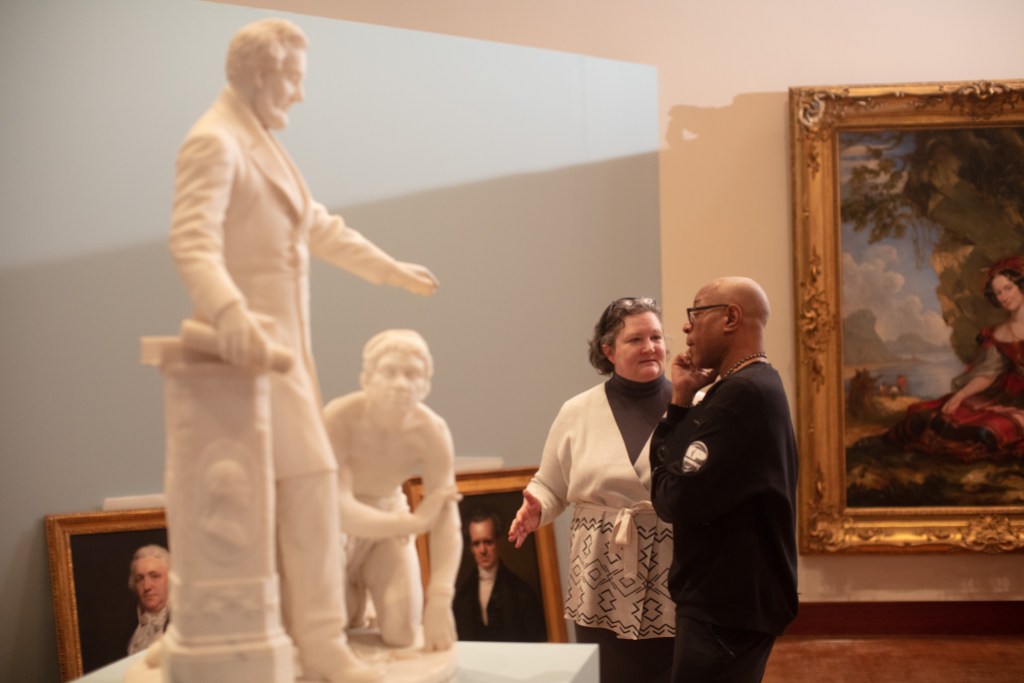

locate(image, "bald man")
[[649, 277, 798, 683]]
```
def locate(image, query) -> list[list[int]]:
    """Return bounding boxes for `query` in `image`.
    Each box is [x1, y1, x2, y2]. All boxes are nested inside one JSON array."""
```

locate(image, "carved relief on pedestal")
[[199, 446, 255, 564]]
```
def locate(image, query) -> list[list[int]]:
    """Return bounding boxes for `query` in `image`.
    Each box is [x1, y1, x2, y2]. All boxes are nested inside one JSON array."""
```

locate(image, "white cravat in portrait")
[[477, 566, 497, 625]]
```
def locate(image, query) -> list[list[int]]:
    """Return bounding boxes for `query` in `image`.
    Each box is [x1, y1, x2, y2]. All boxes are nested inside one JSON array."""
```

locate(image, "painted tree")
[[841, 127, 1024, 362]]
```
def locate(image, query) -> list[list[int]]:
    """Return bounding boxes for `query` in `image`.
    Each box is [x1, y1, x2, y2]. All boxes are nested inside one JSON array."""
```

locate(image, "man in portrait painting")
[[453, 508, 547, 643], [126, 545, 170, 655]]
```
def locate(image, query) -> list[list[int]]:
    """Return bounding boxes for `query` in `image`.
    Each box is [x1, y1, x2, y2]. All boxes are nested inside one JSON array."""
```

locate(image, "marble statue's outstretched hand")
[[422, 594, 457, 651], [215, 302, 273, 369], [412, 485, 462, 534], [388, 262, 439, 296], [508, 489, 542, 549]]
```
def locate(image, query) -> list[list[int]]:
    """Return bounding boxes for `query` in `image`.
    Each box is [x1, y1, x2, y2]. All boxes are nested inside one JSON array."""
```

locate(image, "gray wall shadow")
[[0, 152, 659, 681]]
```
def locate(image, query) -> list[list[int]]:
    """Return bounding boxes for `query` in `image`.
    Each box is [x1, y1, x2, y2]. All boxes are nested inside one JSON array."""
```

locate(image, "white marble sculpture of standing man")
[[324, 330, 462, 652], [169, 18, 442, 682]]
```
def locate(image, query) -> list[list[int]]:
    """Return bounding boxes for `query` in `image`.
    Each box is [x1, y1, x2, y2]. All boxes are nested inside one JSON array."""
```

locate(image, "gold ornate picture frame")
[[45, 508, 168, 681], [790, 79, 1024, 554], [404, 466, 568, 642]]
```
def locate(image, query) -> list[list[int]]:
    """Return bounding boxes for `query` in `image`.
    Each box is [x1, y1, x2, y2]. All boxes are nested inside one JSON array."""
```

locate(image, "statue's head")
[[360, 329, 433, 411], [225, 18, 308, 130]]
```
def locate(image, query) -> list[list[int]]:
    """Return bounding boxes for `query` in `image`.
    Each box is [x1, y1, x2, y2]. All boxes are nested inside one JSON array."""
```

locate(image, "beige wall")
[[220, 0, 1024, 602]]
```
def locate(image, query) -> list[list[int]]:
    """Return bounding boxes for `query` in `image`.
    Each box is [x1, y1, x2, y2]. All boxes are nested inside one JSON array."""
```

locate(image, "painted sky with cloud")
[[839, 131, 952, 346], [841, 241, 951, 345]]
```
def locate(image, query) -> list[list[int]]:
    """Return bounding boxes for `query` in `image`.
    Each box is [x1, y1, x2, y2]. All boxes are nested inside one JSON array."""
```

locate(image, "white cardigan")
[[528, 384, 675, 639]]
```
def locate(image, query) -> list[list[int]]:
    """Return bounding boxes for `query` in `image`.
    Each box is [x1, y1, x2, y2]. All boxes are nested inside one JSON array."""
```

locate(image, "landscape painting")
[[839, 127, 1024, 508], [790, 80, 1024, 552]]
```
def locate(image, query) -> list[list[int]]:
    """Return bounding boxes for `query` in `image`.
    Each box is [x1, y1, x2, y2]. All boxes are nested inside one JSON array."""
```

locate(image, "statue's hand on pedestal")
[[421, 594, 457, 651], [143, 640, 162, 668], [215, 302, 273, 369]]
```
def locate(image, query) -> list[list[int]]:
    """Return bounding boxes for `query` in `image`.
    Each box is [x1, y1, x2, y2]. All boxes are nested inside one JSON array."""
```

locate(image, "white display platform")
[[76, 641, 599, 683]]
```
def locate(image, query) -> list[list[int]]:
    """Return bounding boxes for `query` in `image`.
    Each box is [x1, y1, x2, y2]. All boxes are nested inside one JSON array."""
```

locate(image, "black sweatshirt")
[[649, 362, 798, 635]]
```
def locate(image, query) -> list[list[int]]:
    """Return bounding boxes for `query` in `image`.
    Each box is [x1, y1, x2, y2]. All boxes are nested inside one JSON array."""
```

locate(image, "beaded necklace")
[[721, 352, 768, 379]]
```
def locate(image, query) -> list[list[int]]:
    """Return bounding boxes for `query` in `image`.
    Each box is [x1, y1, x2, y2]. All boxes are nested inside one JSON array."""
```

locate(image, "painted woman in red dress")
[[886, 256, 1024, 462]]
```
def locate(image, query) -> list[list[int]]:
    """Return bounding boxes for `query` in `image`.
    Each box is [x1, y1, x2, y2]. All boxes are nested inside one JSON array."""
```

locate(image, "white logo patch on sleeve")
[[681, 441, 709, 473]]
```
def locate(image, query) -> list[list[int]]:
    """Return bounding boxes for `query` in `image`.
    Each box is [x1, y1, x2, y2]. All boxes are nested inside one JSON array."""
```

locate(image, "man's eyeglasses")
[[686, 304, 728, 325]]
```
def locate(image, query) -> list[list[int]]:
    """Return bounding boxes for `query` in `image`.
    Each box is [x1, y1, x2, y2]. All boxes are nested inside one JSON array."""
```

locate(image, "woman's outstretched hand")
[[508, 488, 542, 548]]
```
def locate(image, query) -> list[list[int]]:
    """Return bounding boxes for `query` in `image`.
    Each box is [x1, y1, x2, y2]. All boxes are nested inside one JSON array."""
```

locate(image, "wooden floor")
[[763, 636, 1024, 683]]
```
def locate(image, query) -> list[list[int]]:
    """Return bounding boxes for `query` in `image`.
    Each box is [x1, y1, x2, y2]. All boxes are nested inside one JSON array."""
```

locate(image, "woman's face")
[[992, 274, 1023, 312], [602, 311, 666, 382]]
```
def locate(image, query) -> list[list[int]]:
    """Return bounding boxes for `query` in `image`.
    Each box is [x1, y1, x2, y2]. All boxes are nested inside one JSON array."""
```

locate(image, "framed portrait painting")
[[404, 466, 568, 642], [790, 79, 1024, 553], [45, 508, 168, 681]]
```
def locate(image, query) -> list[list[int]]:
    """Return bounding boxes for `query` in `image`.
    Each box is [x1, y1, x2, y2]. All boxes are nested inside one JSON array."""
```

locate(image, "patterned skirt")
[[564, 502, 675, 639]]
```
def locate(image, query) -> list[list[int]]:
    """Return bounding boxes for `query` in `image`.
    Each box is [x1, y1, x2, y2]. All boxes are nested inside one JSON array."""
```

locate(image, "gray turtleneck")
[[605, 373, 672, 464]]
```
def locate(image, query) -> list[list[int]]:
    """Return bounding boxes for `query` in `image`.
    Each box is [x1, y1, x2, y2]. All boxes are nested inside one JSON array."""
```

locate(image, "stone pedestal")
[[139, 338, 294, 683]]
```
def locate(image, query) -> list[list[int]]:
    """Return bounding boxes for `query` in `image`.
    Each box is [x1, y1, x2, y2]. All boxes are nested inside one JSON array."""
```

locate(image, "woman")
[[508, 297, 675, 683], [886, 256, 1024, 461]]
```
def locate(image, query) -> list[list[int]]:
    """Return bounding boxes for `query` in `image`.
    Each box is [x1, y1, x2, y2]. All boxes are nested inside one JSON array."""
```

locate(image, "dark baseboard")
[[786, 601, 1024, 636]]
